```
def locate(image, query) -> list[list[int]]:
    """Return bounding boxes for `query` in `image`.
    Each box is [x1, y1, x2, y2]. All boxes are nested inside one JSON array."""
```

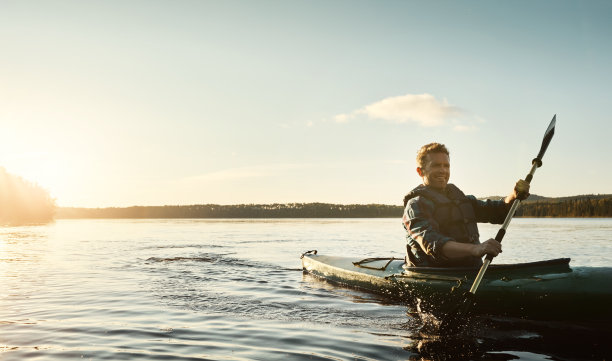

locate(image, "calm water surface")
[[1, 218, 611, 360]]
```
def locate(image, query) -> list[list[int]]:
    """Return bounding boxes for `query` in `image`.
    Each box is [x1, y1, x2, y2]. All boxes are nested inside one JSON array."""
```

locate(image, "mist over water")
[[1, 218, 611, 360]]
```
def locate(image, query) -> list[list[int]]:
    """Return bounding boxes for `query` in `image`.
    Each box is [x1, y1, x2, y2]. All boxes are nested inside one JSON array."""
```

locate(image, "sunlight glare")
[[2, 152, 72, 204]]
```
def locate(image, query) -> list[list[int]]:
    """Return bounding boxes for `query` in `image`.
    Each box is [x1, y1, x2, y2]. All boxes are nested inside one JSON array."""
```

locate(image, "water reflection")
[[406, 316, 612, 361], [405, 335, 484, 361], [0, 227, 50, 264], [302, 271, 612, 361]]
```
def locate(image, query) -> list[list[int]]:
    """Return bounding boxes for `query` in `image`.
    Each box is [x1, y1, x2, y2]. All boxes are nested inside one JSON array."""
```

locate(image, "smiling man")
[[402, 143, 530, 267]]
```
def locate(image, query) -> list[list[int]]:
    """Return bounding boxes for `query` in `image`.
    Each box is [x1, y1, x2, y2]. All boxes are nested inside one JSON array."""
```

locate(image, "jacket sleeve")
[[468, 196, 510, 224], [403, 196, 453, 262]]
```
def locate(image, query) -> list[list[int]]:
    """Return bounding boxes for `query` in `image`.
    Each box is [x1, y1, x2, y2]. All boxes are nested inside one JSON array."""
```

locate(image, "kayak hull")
[[301, 252, 612, 321]]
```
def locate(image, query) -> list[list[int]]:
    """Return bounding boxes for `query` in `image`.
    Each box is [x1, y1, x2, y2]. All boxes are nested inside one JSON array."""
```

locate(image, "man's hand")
[[472, 238, 502, 258], [513, 179, 530, 200], [505, 179, 530, 203]]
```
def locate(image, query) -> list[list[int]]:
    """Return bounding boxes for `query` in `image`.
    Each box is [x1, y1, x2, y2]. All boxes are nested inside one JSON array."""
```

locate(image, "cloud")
[[184, 163, 313, 182], [335, 93, 469, 128], [333, 113, 352, 123], [453, 124, 476, 132]]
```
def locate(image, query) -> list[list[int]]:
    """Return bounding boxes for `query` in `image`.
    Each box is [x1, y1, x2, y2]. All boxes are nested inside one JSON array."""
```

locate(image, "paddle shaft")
[[439, 116, 556, 335], [467, 115, 555, 294], [468, 161, 540, 293]]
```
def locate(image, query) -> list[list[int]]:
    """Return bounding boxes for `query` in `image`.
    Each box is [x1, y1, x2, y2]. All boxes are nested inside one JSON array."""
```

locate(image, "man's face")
[[419, 152, 450, 191]]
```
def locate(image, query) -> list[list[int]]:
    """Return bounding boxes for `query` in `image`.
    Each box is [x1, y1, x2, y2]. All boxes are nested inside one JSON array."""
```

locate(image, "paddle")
[[439, 114, 557, 334]]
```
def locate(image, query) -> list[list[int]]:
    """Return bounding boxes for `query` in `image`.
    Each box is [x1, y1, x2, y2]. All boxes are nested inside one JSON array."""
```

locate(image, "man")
[[403, 143, 530, 267]]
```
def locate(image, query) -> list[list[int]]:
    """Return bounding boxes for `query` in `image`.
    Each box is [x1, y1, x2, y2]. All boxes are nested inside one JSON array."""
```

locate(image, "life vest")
[[403, 184, 481, 266]]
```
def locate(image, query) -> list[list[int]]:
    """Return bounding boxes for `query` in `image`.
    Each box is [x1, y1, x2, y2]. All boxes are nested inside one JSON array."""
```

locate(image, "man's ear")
[[416, 167, 424, 177]]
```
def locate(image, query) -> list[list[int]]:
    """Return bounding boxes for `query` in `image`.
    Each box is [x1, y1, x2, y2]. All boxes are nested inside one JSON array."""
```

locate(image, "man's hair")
[[416, 143, 449, 168]]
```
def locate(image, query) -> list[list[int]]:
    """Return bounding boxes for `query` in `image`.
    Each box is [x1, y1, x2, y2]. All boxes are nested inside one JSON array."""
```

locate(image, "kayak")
[[300, 250, 612, 321]]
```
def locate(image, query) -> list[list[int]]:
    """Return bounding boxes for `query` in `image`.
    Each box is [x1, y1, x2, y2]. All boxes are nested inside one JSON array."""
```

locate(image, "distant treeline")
[[57, 203, 401, 219], [516, 195, 612, 217], [0, 167, 56, 225], [57, 195, 612, 219]]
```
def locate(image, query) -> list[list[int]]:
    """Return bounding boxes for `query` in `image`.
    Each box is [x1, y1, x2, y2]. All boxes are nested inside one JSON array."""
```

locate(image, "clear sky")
[[1, 0, 611, 207]]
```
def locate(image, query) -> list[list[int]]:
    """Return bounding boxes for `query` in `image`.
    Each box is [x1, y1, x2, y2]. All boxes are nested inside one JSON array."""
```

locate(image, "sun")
[[1, 152, 70, 205]]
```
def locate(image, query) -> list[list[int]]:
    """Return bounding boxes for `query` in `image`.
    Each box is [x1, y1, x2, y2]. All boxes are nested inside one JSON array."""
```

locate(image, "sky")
[[1, 0, 611, 207]]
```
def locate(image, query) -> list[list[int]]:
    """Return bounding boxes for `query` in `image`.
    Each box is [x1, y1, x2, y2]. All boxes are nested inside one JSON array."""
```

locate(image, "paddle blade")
[[439, 292, 476, 335], [536, 114, 556, 161]]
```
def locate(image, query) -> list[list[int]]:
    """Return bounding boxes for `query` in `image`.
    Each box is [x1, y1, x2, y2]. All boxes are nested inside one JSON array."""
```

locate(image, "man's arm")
[[458, 179, 530, 258], [472, 179, 531, 224], [441, 238, 502, 259]]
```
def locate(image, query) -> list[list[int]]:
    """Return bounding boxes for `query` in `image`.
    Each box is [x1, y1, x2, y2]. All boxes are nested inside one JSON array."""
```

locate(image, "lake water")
[[1, 218, 611, 360]]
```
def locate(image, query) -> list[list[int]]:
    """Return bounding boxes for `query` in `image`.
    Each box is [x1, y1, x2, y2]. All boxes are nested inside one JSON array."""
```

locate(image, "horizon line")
[[56, 193, 612, 209]]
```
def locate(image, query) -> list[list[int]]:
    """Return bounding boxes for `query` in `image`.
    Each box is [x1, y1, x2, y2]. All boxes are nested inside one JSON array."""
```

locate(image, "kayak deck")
[[301, 251, 612, 321]]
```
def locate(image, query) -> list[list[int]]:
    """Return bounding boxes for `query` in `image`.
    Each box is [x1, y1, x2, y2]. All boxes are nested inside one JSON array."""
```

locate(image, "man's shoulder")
[[403, 184, 427, 207], [446, 184, 479, 202], [405, 193, 435, 210], [446, 183, 466, 195]]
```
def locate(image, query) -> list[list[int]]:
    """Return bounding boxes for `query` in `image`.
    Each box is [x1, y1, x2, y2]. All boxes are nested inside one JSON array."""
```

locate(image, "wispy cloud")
[[183, 159, 410, 183], [184, 163, 314, 182], [334, 93, 480, 130], [452, 124, 477, 132]]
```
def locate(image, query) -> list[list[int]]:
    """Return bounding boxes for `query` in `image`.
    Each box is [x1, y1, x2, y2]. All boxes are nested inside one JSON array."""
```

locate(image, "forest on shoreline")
[[57, 194, 612, 219], [0, 167, 56, 225]]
